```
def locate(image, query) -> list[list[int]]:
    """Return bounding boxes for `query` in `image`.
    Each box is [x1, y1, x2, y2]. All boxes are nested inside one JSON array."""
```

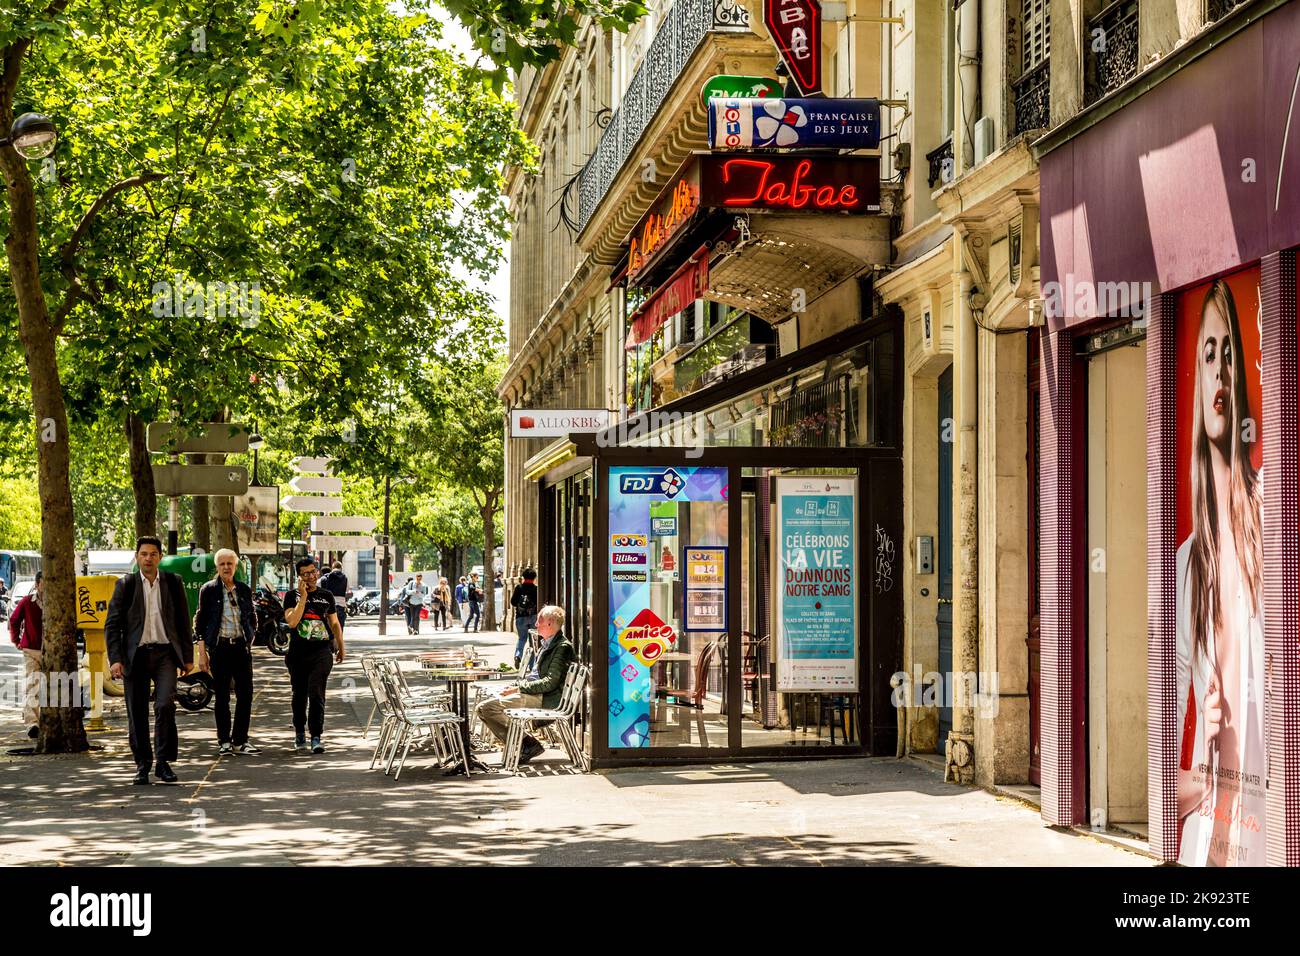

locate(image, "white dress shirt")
[[138, 572, 169, 646]]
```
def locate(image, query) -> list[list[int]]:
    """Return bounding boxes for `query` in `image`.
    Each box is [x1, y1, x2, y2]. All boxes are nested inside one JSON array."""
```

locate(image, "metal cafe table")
[[418, 658, 498, 775]]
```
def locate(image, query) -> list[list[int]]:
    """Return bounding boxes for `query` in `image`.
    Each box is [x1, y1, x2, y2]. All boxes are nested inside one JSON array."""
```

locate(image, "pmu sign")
[[764, 0, 821, 97]]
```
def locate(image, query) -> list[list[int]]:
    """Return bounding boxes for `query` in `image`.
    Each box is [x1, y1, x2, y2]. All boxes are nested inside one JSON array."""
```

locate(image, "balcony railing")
[[575, 0, 751, 233], [1012, 58, 1051, 135], [1085, 0, 1139, 105], [1207, 0, 1247, 21]]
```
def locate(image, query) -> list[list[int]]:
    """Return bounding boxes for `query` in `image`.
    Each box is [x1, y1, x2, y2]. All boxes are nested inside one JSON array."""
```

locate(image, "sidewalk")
[[0, 621, 1152, 866]]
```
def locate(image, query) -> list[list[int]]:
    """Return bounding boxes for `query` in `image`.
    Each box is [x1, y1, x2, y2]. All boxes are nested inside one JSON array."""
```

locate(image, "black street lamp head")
[[5, 113, 58, 160]]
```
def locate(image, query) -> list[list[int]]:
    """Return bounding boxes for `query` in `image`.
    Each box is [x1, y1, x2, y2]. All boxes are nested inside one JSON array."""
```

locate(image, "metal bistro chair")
[[375, 663, 468, 779], [501, 662, 591, 774], [361, 654, 450, 738]]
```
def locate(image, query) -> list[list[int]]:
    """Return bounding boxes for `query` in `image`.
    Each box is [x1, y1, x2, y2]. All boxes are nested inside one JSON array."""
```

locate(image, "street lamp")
[[248, 426, 265, 485], [0, 113, 58, 160], [377, 474, 415, 637]]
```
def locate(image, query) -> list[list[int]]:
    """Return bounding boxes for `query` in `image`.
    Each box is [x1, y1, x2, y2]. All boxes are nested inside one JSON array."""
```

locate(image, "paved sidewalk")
[[0, 621, 1151, 866]]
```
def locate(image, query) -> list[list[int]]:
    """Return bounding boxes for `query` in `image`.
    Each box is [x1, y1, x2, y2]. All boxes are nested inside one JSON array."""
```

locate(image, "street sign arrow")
[[151, 464, 249, 497], [310, 515, 378, 534], [282, 495, 342, 513], [291, 456, 333, 474], [309, 534, 376, 552], [147, 422, 250, 454], [289, 475, 343, 495]]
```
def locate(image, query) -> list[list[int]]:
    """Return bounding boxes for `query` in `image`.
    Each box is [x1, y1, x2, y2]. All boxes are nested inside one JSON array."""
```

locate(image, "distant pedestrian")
[[509, 568, 539, 668], [465, 573, 483, 632], [455, 576, 467, 623], [399, 574, 428, 635], [283, 557, 345, 754], [432, 577, 451, 630], [105, 536, 195, 785], [319, 560, 349, 632], [195, 550, 260, 756], [7, 571, 43, 738]]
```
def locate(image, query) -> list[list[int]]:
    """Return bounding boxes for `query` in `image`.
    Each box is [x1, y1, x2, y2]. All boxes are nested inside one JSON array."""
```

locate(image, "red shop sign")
[[625, 250, 709, 350], [764, 0, 822, 97], [697, 153, 880, 214]]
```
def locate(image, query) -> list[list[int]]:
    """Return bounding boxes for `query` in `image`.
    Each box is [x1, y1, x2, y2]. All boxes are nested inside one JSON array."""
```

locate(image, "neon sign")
[[718, 157, 859, 210], [627, 177, 700, 279], [764, 0, 822, 97]]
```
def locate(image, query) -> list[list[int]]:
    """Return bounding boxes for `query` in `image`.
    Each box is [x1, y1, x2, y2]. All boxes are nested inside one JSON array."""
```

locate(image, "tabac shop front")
[[565, 143, 901, 768]]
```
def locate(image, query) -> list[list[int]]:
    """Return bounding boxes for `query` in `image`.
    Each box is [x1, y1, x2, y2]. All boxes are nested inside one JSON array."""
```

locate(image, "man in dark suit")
[[106, 536, 195, 785], [194, 548, 259, 756], [475, 605, 575, 765]]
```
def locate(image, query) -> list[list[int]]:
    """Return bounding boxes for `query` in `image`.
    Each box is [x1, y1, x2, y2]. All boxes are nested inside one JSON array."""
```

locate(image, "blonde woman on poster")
[[1176, 278, 1266, 866]]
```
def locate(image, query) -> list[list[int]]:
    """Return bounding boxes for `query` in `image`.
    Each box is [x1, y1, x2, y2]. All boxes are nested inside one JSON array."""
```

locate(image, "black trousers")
[[286, 640, 333, 737], [465, 602, 481, 631], [124, 644, 179, 769], [210, 640, 254, 745], [431, 605, 448, 629], [405, 603, 422, 633]]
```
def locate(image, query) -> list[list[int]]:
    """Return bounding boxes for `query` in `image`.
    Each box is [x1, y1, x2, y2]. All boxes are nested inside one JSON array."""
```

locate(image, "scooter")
[[254, 586, 292, 656]]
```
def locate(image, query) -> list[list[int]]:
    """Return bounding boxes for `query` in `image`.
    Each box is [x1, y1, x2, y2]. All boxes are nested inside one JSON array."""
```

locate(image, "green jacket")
[[518, 631, 576, 708]]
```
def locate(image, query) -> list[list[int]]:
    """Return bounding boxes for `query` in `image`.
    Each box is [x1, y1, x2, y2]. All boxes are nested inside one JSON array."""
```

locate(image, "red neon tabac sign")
[[764, 0, 822, 97], [696, 153, 880, 214]]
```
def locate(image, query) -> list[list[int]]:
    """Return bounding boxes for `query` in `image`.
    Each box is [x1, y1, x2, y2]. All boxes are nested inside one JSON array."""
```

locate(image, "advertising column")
[[774, 476, 858, 692]]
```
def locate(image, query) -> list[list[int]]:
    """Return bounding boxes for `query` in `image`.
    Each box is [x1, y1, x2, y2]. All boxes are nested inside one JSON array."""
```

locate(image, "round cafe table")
[[418, 661, 498, 775]]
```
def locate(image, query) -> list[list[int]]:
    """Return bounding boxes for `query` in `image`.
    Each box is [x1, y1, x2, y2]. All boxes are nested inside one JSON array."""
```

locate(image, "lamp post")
[[0, 113, 58, 160], [248, 426, 264, 485], [377, 474, 414, 637]]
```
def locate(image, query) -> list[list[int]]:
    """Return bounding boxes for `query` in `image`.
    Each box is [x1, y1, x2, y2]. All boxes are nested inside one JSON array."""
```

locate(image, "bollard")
[[76, 576, 118, 733]]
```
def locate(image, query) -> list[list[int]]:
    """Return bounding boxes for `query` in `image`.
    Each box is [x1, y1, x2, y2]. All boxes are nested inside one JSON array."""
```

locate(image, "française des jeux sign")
[[626, 165, 701, 282], [708, 97, 881, 150], [764, 0, 822, 96], [697, 153, 880, 214]]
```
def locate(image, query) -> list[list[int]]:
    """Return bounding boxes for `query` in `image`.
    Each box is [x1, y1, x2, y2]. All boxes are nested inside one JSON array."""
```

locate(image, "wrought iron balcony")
[[926, 137, 954, 189], [1012, 58, 1051, 136], [1085, 0, 1140, 106], [1207, 0, 1246, 20], [575, 0, 751, 234]]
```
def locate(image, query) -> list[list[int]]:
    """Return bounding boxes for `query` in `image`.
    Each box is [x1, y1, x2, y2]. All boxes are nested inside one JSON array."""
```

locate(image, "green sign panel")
[[701, 74, 782, 105], [159, 553, 251, 617]]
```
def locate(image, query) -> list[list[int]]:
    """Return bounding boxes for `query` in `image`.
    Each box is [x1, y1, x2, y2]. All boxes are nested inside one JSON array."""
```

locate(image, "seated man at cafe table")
[[475, 605, 574, 766]]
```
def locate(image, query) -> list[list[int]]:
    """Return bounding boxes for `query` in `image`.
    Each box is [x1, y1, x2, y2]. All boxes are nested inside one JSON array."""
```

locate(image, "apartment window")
[[1023, 0, 1050, 71]]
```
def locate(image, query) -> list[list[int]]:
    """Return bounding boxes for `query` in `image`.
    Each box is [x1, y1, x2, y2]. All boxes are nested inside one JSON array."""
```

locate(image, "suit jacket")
[[105, 571, 194, 674], [517, 631, 575, 708], [194, 578, 256, 645]]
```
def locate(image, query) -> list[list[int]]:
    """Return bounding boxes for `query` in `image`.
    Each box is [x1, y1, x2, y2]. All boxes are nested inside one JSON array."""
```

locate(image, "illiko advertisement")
[[607, 466, 727, 748], [1174, 265, 1265, 867], [774, 476, 857, 692]]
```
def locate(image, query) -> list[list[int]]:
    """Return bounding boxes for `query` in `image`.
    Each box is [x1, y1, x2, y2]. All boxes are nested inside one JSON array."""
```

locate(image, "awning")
[[624, 244, 710, 350]]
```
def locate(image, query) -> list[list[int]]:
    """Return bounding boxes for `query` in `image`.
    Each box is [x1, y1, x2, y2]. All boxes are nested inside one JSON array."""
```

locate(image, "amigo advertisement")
[[1174, 265, 1266, 867], [774, 476, 857, 692], [708, 97, 880, 150], [607, 466, 727, 748]]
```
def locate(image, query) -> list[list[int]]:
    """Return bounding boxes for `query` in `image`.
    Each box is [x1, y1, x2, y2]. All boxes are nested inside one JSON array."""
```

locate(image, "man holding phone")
[[283, 557, 345, 754]]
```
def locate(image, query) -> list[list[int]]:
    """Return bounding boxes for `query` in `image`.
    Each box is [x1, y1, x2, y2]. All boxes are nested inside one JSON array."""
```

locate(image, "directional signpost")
[[282, 494, 343, 513], [146, 422, 252, 554], [289, 475, 344, 495], [311, 516, 377, 534]]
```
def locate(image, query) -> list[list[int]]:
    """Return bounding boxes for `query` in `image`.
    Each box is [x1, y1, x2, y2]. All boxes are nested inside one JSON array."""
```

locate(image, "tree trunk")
[[191, 452, 210, 551], [126, 411, 158, 540], [481, 492, 498, 632], [2, 139, 88, 753]]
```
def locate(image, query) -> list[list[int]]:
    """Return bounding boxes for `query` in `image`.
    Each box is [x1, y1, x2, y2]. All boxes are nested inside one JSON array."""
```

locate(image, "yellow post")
[[76, 576, 118, 733]]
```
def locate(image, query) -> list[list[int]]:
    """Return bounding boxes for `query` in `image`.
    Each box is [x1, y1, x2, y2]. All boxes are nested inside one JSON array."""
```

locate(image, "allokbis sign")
[[510, 409, 613, 438], [764, 0, 822, 96]]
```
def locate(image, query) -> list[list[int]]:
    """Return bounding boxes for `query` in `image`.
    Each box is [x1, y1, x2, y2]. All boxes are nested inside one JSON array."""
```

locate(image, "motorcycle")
[[254, 586, 293, 656]]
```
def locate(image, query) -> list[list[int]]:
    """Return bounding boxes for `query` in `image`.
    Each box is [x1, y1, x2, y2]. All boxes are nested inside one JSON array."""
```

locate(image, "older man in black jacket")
[[195, 549, 260, 756], [106, 536, 195, 785], [475, 605, 575, 765]]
